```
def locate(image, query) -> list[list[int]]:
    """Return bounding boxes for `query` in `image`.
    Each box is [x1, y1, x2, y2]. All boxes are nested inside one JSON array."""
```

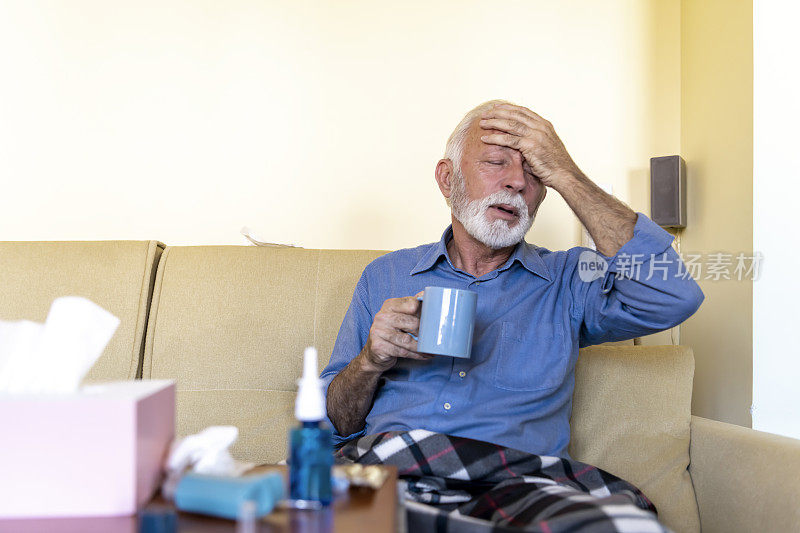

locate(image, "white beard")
[[450, 172, 534, 249]]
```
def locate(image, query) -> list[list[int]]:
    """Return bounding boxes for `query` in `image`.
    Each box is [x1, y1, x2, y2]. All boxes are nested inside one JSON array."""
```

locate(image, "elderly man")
[[321, 101, 703, 460]]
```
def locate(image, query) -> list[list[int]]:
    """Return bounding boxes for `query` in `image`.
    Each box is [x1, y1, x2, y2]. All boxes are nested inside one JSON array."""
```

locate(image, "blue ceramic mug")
[[415, 286, 478, 359]]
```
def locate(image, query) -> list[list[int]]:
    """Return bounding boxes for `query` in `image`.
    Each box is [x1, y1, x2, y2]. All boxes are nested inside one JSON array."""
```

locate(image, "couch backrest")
[[0, 241, 163, 382], [142, 246, 385, 463]]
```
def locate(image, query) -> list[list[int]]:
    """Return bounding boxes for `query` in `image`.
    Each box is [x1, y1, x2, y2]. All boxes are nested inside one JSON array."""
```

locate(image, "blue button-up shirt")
[[320, 214, 704, 458]]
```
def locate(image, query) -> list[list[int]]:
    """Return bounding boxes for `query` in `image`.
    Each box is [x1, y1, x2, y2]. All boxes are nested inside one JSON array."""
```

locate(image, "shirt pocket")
[[493, 321, 570, 392]]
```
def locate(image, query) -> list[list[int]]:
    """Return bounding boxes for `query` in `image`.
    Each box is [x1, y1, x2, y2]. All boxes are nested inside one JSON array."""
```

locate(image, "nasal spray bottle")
[[289, 347, 333, 508]]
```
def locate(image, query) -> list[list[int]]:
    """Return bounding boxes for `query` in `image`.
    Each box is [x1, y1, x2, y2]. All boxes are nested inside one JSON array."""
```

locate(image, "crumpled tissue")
[[0, 296, 120, 393], [162, 426, 255, 500]]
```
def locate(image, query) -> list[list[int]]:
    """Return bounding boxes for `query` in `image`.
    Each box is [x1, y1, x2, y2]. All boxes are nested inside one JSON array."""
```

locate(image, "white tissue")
[[240, 226, 298, 248], [0, 296, 120, 394], [162, 426, 255, 499]]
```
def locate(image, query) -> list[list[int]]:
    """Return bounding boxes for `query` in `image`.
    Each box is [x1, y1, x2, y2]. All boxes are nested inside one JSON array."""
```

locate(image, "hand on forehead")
[[478, 103, 550, 140], [467, 128, 535, 178], [476, 103, 541, 144], [482, 102, 548, 124], [476, 102, 574, 186], [469, 120, 516, 153]]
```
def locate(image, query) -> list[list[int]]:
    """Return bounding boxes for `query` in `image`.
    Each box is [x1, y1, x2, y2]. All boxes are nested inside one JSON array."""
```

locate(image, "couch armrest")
[[689, 415, 800, 532]]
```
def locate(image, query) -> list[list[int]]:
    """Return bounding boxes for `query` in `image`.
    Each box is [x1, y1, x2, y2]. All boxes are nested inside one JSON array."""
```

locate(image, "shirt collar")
[[410, 225, 551, 282]]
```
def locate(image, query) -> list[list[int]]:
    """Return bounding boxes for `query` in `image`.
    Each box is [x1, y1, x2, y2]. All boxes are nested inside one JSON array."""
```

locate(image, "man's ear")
[[435, 159, 455, 201]]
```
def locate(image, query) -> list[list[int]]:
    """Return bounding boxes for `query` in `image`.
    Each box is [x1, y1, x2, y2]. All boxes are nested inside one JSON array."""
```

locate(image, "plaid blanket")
[[335, 430, 671, 533]]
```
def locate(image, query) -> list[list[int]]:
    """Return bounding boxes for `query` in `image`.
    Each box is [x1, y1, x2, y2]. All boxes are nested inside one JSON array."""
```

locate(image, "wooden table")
[[0, 465, 398, 533]]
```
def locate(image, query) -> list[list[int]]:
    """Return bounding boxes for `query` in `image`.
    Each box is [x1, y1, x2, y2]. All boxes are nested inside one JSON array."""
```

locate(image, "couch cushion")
[[142, 246, 385, 463], [0, 241, 163, 382], [570, 345, 699, 533]]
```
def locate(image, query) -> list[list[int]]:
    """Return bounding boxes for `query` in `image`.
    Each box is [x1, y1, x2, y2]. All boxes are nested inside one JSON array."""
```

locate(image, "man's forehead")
[[481, 144, 516, 155], [474, 138, 519, 158], [467, 121, 518, 155]]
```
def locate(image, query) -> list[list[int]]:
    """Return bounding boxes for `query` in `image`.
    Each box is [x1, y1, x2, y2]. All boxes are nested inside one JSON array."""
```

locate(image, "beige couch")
[[2, 240, 799, 532]]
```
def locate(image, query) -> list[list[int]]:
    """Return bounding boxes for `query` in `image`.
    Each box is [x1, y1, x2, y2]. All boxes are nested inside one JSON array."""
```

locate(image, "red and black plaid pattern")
[[335, 429, 671, 533]]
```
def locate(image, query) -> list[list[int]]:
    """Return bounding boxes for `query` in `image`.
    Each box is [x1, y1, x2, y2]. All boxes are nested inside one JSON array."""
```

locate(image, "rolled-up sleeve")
[[575, 213, 704, 346], [319, 272, 372, 445]]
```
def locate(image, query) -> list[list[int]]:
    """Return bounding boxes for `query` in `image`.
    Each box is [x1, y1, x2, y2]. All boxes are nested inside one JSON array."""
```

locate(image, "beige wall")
[[0, 1, 758, 428], [0, 0, 679, 252], [680, 0, 753, 427]]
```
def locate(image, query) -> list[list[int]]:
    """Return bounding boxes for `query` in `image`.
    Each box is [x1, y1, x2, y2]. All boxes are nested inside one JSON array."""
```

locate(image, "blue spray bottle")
[[288, 347, 333, 508]]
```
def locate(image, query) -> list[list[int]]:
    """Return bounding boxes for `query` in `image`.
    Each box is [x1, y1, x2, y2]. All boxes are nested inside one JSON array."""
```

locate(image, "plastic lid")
[[295, 347, 326, 421]]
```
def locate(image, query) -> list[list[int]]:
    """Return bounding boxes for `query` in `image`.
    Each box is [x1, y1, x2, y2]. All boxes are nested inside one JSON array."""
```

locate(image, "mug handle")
[[407, 295, 424, 341]]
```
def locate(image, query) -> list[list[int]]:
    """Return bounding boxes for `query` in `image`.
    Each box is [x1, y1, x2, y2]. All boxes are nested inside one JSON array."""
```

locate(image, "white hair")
[[443, 99, 514, 206]]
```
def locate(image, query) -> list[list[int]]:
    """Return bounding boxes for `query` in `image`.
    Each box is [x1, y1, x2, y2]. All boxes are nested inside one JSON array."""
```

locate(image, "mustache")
[[476, 190, 528, 215]]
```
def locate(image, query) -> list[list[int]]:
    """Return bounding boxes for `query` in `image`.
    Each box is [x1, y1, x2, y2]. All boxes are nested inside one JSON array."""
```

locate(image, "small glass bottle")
[[289, 421, 333, 506], [288, 347, 333, 508]]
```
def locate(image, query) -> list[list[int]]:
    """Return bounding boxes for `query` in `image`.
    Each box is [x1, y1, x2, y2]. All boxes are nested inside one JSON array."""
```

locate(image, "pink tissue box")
[[0, 380, 175, 518]]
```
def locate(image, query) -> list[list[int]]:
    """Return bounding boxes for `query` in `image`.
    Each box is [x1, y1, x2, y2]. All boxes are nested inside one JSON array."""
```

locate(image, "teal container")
[[289, 421, 333, 507], [174, 471, 284, 520]]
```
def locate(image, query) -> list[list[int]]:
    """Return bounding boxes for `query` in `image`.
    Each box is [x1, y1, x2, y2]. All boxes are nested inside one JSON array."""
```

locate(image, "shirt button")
[[458, 371, 466, 378], [443, 402, 451, 410]]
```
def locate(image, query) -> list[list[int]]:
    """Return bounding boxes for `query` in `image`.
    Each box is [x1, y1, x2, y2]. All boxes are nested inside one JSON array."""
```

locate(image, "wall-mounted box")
[[650, 155, 687, 228]]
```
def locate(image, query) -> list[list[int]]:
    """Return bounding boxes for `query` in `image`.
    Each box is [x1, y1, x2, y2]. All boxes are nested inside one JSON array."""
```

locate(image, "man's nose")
[[502, 164, 527, 193]]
